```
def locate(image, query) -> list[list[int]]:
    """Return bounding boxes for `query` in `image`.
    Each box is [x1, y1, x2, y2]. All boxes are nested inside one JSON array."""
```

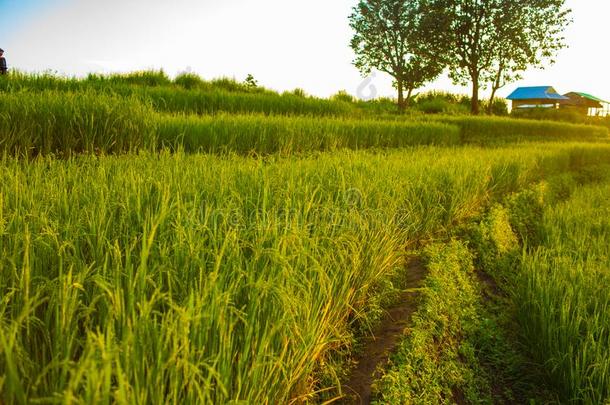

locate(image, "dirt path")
[[339, 257, 428, 404]]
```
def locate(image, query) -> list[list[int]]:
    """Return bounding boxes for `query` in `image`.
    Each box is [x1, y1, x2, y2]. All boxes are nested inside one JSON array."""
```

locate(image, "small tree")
[[349, 0, 443, 111], [244, 74, 258, 89]]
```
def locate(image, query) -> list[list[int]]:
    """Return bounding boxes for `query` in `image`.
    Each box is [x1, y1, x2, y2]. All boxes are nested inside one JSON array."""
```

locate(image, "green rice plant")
[[0, 91, 156, 157], [1, 144, 608, 403], [0, 90, 455, 157], [0, 72, 359, 117], [436, 116, 609, 144], [89, 70, 172, 87], [0, 71, 85, 92], [1, 88, 608, 159], [373, 241, 492, 404], [141, 86, 358, 116], [515, 179, 610, 404], [174, 72, 206, 90], [156, 113, 461, 154]]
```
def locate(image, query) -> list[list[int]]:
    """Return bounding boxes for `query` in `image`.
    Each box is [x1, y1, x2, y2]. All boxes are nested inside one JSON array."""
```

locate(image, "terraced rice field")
[[1, 72, 609, 404]]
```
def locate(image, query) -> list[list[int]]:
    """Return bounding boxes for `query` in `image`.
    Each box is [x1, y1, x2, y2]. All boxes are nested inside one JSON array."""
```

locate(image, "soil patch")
[[339, 257, 428, 404]]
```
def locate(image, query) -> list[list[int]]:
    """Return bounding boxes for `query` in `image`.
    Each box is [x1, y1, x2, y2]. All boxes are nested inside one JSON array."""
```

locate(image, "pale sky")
[[1, 0, 609, 101]]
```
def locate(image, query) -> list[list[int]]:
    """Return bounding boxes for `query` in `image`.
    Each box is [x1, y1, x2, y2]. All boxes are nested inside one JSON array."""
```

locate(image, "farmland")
[[1, 72, 610, 404]]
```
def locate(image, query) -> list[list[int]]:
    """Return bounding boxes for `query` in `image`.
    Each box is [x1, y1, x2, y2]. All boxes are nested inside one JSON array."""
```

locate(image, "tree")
[[244, 74, 258, 89], [349, 0, 443, 110], [423, 0, 570, 115], [484, 1, 570, 114]]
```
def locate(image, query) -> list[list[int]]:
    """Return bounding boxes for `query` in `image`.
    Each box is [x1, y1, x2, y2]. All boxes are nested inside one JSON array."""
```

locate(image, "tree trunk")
[[406, 87, 414, 107], [471, 73, 480, 115], [488, 87, 498, 115], [487, 66, 503, 115], [397, 79, 406, 112]]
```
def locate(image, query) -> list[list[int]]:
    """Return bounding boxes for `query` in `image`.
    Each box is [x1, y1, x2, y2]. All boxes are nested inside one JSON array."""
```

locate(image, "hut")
[[506, 86, 568, 110], [560, 92, 609, 117]]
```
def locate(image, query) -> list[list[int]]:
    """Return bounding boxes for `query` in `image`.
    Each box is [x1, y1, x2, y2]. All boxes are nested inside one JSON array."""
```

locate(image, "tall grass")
[[2, 144, 609, 403], [515, 179, 610, 404], [157, 114, 460, 154], [0, 91, 455, 157], [1, 91, 608, 158], [437, 116, 609, 144], [0, 91, 155, 156], [140, 86, 358, 117], [0, 72, 358, 117]]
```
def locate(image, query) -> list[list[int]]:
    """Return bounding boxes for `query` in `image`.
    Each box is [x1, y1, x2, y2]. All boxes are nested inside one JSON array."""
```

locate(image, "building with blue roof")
[[507, 86, 609, 116], [506, 86, 568, 110]]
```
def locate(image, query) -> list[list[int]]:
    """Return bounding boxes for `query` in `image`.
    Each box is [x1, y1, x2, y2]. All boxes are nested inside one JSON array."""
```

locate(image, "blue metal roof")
[[507, 86, 569, 101]]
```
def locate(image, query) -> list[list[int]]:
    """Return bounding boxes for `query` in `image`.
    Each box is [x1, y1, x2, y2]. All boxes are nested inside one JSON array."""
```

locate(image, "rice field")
[[516, 174, 610, 403], [1, 72, 610, 404], [1, 90, 607, 158]]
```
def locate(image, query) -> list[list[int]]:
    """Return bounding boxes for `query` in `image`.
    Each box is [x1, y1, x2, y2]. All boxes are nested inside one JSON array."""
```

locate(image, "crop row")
[[1, 144, 610, 403], [516, 175, 610, 403], [0, 72, 358, 117], [1, 92, 607, 157]]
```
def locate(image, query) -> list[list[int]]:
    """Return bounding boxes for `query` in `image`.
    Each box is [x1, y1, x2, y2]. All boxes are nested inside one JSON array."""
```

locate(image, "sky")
[[1, 0, 609, 101]]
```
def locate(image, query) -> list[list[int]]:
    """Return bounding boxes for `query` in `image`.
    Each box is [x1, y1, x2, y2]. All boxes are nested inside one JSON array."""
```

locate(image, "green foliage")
[[0, 72, 356, 117], [484, 98, 509, 116], [156, 114, 461, 154], [514, 179, 610, 404], [469, 205, 519, 271], [105, 70, 172, 87], [416, 98, 470, 115], [173, 72, 205, 90], [244, 73, 259, 89], [141, 86, 357, 116], [0, 91, 155, 157], [413, 92, 508, 116], [437, 115, 609, 145], [331, 90, 356, 103], [373, 241, 493, 404], [513, 108, 610, 130], [349, 0, 443, 109], [207, 77, 251, 92], [290, 88, 307, 98], [2, 145, 609, 403], [0, 84, 608, 158], [504, 186, 546, 245], [420, 0, 570, 114], [512, 107, 588, 123]]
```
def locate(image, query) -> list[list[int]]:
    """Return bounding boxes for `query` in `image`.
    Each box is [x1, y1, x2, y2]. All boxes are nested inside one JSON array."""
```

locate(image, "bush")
[[484, 98, 509, 116], [415, 91, 471, 115], [417, 98, 470, 115], [331, 90, 356, 103], [174, 72, 205, 90]]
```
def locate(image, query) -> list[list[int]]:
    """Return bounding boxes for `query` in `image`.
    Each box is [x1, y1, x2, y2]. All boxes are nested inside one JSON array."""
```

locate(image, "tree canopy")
[[350, 0, 571, 114], [349, 0, 443, 110], [422, 0, 571, 114]]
